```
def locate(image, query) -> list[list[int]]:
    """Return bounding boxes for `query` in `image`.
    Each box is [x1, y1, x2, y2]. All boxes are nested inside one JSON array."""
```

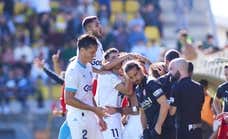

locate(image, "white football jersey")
[[91, 39, 104, 70], [64, 58, 94, 112], [95, 72, 122, 108]]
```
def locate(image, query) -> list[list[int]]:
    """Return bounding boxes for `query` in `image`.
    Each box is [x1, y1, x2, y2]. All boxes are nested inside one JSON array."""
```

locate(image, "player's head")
[[168, 58, 188, 81], [104, 48, 121, 70], [104, 48, 119, 61], [124, 60, 145, 85], [225, 65, 228, 81], [164, 49, 180, 68], [77, 34, 98, 63], [82, 16, 103, 38]]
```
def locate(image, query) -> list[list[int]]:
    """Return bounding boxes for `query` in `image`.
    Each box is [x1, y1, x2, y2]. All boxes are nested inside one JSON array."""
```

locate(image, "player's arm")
[[213, 87, 223, 115], [101, 54, 129, 71], [155, 95, 169, 134], [33, 58, 64, 85], [169, 84, 178, 116], [52, 50, 62, 75], [65, 91, 105, 118], [140, 108, 147, 129], [213, 97, 222, 115], [115, 79, 134, 96], [43, 67, 64, 85]]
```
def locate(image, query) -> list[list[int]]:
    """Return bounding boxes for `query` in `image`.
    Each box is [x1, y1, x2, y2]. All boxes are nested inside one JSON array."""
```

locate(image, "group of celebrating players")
[[34, 16, 206, 139]]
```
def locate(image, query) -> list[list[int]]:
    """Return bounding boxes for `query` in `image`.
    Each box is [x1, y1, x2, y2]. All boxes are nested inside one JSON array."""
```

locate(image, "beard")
[[171, 71, 181, 82]]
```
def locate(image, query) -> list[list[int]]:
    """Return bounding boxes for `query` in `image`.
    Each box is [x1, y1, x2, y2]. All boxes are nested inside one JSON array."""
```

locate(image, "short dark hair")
[[165, 49, 180, 62], [188, 62, 194, 74], [77, 34, 98, 50], [225, 65, 228, 69], [104, 48, 119, 60], [206, 34, 214, 39], [82, 16, 98, 30], [124, 61, 141, 73]]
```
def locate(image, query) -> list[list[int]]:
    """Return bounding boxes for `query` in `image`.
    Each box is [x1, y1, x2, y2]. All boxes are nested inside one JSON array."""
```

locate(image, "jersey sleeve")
[[64, 67, 79, 93], [147, 80, 165, 100], [216, 85, 224, 99]]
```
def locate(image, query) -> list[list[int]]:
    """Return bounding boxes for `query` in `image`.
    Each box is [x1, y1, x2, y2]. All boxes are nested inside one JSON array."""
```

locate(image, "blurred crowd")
[[0, 0, 227, 115]]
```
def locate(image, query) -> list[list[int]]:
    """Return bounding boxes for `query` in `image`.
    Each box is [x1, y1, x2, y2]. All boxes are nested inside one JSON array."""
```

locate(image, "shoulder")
[[146, 79, 162, 91], [65, 60, 80, 76], [158, 73, 170, 83], [218, 82, 228, 89]]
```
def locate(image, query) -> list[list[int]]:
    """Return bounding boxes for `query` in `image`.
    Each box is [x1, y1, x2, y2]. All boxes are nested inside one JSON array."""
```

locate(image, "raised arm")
[[52, 50, 62, 75], [33, 58, 64, 85]]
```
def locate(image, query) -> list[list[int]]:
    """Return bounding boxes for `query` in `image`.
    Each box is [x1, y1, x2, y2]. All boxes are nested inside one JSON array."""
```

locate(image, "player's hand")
[[104, 106, 118, 115], [154, 124, 162, 135], [121, 115, 128, 125], [33, 58, 45, 69], [98, 118, 107, 131], [52, 49, 60, 63], [94, 107, 109, 118], [151, 63, 166, 76]]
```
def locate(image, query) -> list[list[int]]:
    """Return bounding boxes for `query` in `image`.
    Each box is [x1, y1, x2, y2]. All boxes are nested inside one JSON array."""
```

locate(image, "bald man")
[[169, 58, 204, 139]]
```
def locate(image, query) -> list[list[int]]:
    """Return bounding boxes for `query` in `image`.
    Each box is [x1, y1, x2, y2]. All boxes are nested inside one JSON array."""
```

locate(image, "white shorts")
[[122, 115, 143, 139], [66, 108, 103, 139], [103, 113, 122, 139]]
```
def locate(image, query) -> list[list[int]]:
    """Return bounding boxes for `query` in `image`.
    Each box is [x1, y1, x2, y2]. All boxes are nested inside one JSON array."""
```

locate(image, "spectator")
[[0, 15, 14, 46], [201, 34, 220, 54], [65, 12, 82, 42], [4, 69, 17, 114], [113, 25, 130, 52], [131, 39, 147, 57], [0, 64, 7, 114], [145, 39, 163, 62], [77, 0, 96, 17], [128, 23, 147, 48], [113, 13, 127, 30], [140, 3, 162, 35], [174, 0, 191, 31], [14, 41, 33, 64], [1, 47, 15, 64], [128, 13, 145, 31], [29, 0, 51, 14], [15, 68, 33, 110], [2, 0, 14, 19], [97, 4, 110, 26]]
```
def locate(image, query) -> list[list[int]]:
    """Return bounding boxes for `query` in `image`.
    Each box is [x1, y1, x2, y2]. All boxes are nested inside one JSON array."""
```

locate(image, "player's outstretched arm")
[[155, 95, 169, 135], [52, 50, 62, 75], [33, 58, 64, 85]]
